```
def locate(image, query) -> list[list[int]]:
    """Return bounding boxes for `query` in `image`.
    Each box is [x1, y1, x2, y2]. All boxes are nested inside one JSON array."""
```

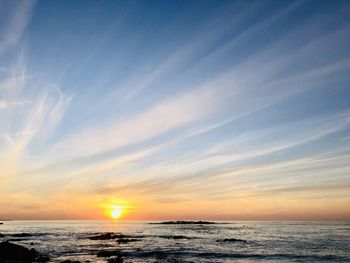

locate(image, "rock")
[[145, 251, 167, 259], [151, 221, 216, 225], [0, 241, 39, 263], [216, 238, 248, 243], [0, 234, 4, 238], [0, 241, 49, 263], [7, 239, 28, 242], [116, 238, 140, 244], [89, 232, 143, 240], [10, 233, 33, 237], [35, 255, 50, 262], [89, 233, 126, 240], [107, 256, 123, 263], [154, 251, 167, 259], [159, 235, 192, 239], [59, 260, 81, 263], [96, 250, 124, 257], [89, 233, 114, 240]]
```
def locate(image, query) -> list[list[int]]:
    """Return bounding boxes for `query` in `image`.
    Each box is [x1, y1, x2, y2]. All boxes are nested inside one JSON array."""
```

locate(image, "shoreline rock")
[[0, 241, 50, 263]]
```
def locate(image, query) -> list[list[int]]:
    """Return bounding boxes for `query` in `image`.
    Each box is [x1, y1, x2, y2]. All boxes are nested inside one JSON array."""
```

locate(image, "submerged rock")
[[151, 221, 216, 225], [96, 250, 124, 257], [35, 255, 50, 262], [158, 235, 192, 239], [10, 233, 33, 237], [89, 232, 114, 240], [7, 239, 28, 242], [89, 233, 126, 240], [138, 251, 168, 259], [0, 241, 48, 263], [217, 238, 248, 243], [107, 256, 123, 263], [96, 249, 173, 261], [89, 232, 143, 240], [116, 238, 140, 244]]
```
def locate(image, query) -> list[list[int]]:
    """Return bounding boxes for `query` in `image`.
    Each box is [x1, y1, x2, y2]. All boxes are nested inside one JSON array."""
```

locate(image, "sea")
[[0, 221, 349, 262]]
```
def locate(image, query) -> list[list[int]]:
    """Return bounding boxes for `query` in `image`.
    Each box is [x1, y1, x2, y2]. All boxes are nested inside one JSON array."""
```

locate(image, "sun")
[[101, 199, 130, 220], [110, 207, 123, 220]]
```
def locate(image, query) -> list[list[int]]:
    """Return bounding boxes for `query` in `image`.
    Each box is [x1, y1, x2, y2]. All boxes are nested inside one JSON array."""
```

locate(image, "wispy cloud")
[[0, 0, 36, 55], [1, 0, 350, 219], [0, 53, 72, 189]]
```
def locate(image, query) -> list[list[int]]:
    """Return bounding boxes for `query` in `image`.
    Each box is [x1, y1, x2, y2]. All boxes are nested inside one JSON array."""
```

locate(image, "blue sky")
[[0, 0, 350, 220]]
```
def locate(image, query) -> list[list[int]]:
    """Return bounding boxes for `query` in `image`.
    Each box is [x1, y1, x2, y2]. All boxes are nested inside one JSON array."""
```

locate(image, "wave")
[[94, 248, 348, 261]]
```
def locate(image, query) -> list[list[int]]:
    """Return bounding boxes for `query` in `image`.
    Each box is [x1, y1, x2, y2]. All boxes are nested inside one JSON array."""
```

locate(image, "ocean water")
[[0, 221, 349, 262]]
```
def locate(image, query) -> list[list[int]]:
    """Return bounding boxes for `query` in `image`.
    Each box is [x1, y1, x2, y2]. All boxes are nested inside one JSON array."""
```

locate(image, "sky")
[[0, 0, 350, 221]]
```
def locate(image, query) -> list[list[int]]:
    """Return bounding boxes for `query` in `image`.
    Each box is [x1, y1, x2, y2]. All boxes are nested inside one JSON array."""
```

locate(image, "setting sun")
[[101, 198, 130, 220], [111, 207, 123, 219]]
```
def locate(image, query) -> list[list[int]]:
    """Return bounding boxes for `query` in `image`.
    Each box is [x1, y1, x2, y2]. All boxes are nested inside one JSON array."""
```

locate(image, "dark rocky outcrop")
[[96, 250, 124, 257], [0, 241, 49, 263], [138, 251, 168, 259], [0, 233, 46, 239], [89, 232, 143, 240], [151, 221, 216, 225], [96, 249, 173, 261], [35, 256, 50, 262], [10, 233, 33, 237], [89, 233, 115, 240], [7, 239, 28, 242], [116, 238, 140, 244], [107, 256, 123, 263], [158, 235, 193, 239], [89, 233, 126, 240], [216, 238, 248, 243], [59, 260, 81, 263]]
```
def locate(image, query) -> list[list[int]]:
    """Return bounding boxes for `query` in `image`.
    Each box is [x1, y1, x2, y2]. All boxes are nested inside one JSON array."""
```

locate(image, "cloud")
[[241, 182, 350, 198], [0, 54, 72, 187], [0, 0, 36, 55], [0, 100, 30, 109], [1, 0, 350, 219], [51, 86, 217, 159], [91, 123, 350, 202]]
